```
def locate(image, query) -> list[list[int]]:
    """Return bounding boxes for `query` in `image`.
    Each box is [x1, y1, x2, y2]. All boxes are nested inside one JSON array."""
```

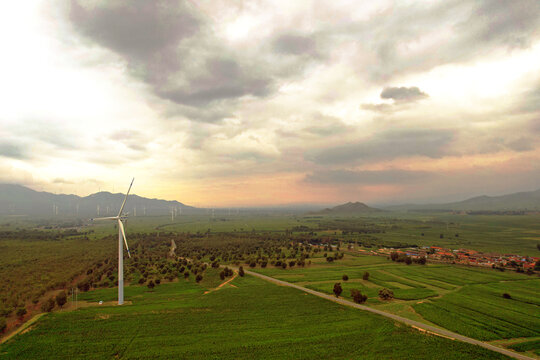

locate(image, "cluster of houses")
[[376, 246, 539, 271]]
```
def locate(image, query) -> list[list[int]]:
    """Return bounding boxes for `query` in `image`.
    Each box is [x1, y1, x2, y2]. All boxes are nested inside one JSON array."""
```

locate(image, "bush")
[[281, 262, 287, 269], [362, 271, 370, 280], [155, 278, 161, 285], [378, 288, 394, 300], [220, 271, 225, 280], [195, 274, 203, 283], [351, 289, 367, 304], [333, 282, 343, 297], [326, 257, 334, 262], [16, 307, 27, 318], [405, 257, 412, 265], [342, 274, 349, 281], [138, 277, 146, 284], [41, 298, 55, 312], [238, 266, 245, 277], [502, 293, 512, 299], [289, 261, 296, 267], [184, 272, 190, 279], [147, 280, 155, 289], [56, 291, 67, 308], [249, 262, 256, 268], [0, 317, 6, 333]]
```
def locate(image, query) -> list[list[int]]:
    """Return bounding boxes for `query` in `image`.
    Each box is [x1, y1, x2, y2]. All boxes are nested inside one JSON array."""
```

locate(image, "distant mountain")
[[385, 188, 540, 212], [312, 201, 383, 214], [0, 184, 199, 217]]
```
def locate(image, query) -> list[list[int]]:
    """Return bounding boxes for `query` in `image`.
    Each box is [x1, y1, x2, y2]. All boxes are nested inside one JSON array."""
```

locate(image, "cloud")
[[305, 169, 431, 185], [272, 33, 317, 56], [67, 0, 273, 121], [0, 141, 29, 159], [306, 129, 455, 165], [380, 86, 428, 102]]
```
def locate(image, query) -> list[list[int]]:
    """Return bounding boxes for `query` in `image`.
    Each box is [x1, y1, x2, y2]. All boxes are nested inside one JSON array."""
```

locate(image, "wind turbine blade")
[[117, 178, 134, 216], [118, 219, 131, 258], [92, 216, 118, 221]]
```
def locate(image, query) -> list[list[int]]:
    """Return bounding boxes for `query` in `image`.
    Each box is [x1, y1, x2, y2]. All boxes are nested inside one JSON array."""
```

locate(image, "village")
[[362, 246, 539, 273]]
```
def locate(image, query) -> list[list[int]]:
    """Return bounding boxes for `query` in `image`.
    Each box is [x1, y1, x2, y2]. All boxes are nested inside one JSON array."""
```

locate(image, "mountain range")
[[0, 184, 198, 217], [384, 188, 540, 212]]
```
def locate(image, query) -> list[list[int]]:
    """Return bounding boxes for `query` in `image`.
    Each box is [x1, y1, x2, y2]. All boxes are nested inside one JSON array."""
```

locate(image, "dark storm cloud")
[[0, 141, 29, 159], [304, 169, 431, 185], [305, 129, 454, 165], [380, 86, 428, 102], [67, 0, 272, 120], [272, 33, 317, 55]]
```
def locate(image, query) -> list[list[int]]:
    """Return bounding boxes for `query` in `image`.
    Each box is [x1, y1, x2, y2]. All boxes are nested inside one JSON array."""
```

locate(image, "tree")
[[41, 297, 55, 312], [378, 288, 394, 300], [16, 307, 27, 319], [195, 274, 203, 283], [220, 271, 225, 280], [55, 291, 67, 308], [342, 274, 349, 281], [333, 282, 343, 297], [350, 289, 367, 304], [238, 266, 245, 277], [184, 272, 190, 279], [147, 280, 155, 289], [362, 271, 370, 280]]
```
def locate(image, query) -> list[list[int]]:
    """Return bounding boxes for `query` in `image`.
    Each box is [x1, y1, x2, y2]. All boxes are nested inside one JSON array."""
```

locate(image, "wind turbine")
[[92, 178, 134, 305]]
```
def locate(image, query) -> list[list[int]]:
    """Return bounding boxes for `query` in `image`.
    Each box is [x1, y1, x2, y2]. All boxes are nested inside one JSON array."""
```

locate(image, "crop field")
[[1, 213, 539, 358], [0, 273, 511, 359], [252, 252, 540, 348]]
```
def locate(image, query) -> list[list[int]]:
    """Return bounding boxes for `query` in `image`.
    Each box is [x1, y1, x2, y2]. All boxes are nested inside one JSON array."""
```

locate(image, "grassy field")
[[252, 252, 540, 353], [0, 273, 512, 359]]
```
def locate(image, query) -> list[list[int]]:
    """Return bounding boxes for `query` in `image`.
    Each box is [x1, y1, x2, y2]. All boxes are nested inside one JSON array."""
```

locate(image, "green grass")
[[0, 274, 512, 359], [252, 253, 540, 342], [507, 339, 540, 356]]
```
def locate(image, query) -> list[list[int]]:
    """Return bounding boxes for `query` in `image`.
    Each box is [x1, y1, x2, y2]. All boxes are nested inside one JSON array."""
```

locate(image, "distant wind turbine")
[[92, 178, 134, 305]]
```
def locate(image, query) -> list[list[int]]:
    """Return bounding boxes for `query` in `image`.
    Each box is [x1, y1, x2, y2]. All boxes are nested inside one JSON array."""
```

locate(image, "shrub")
[[147, 280, 155, 289], [138, 277, 146, 284], [238, 266, 245, 277], [326, 257, 334, 262], [351, 289, 367, 304], [261, 261, 267, 268], [195, 274, 203, 283], [333, 282, 343, 297], [220, 271, 225, 280], [249, 262, 256, 268], [405, 257, 412, 265], [502, 293, 512, 299], [362, 271, 370, 280], [342, 274, 349, 281], [16, 307, 27, 318], [281, 262, 287, 269], [41, 298, 55, 312], [0, 317, 6, 333], [378, 288, 394, 300], [184, 272, 190, 279], [55, 291, 67, 308], [289, 261, 296, 267]]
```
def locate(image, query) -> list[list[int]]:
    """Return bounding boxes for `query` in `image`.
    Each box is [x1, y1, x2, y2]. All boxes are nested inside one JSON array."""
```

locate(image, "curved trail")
[[204, 270, 238, 294], [245, 270, 534, 360]]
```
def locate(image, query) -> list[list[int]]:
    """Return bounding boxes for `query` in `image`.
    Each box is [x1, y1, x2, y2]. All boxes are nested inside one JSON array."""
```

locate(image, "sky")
[[0, 0, 539, 207]]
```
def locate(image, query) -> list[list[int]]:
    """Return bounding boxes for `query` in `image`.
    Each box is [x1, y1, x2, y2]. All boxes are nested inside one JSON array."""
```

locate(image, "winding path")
[[245, 270, 535, 360]]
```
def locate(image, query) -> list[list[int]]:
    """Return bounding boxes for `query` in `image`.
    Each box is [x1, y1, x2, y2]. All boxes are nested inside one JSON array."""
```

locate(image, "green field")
[[1, 213, 539, 358], [0, 274, 511, 359], [252, 252, 540, 347]]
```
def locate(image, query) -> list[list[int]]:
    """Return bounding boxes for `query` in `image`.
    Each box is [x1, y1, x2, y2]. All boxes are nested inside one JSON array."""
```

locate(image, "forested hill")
[[0, 184, 198, 217]]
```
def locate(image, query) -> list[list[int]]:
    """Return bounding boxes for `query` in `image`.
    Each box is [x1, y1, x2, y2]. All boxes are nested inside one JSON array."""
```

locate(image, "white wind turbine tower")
[[92, 178, 134, 305]]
